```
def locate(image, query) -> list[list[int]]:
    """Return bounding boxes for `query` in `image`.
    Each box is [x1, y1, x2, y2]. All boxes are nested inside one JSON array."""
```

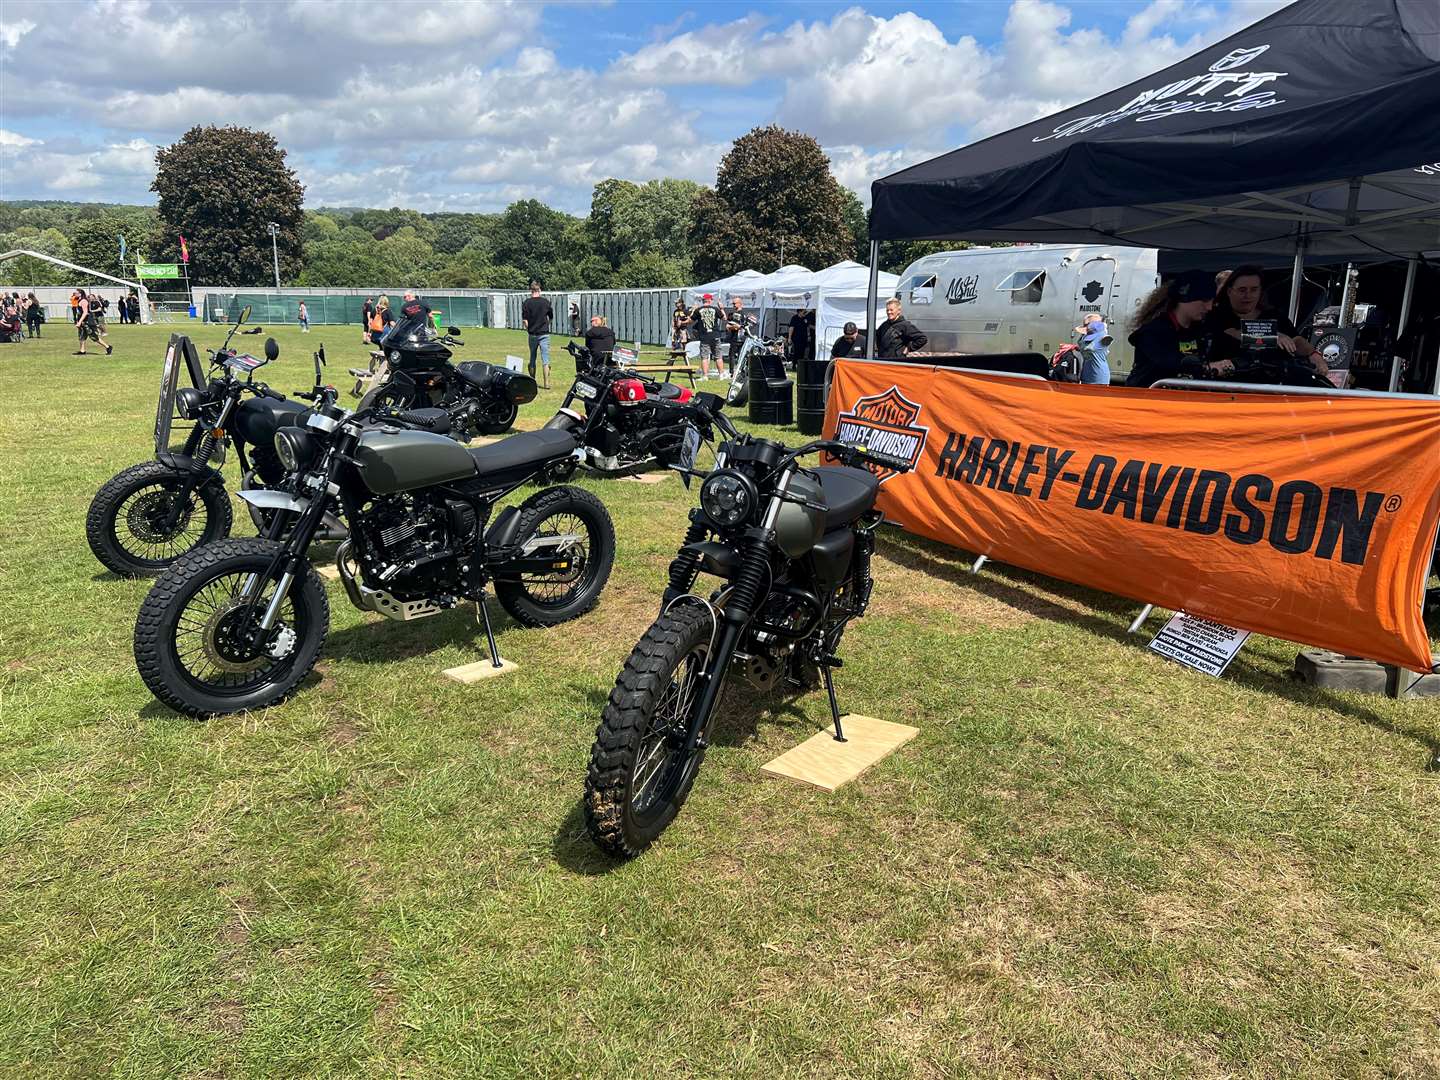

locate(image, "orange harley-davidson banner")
[[824, 360, 1440, 671]]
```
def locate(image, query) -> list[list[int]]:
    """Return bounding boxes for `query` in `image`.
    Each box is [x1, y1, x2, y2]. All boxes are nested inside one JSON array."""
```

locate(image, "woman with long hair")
[[1206, 264, 1326, 376], [1125, 271, 1230, 387], [24, 292, 42, 338]]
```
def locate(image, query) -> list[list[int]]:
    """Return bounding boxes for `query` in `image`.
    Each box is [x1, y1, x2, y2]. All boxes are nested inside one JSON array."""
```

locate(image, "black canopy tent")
[[864, 0, 1440, 372]]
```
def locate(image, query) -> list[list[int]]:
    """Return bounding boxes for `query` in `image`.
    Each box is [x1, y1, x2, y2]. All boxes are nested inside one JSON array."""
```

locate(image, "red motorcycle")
[[543, 341, 726, 477]]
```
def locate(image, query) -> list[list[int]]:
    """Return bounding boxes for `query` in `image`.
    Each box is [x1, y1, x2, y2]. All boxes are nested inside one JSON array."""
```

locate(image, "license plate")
[[573, 381, 599, 400]]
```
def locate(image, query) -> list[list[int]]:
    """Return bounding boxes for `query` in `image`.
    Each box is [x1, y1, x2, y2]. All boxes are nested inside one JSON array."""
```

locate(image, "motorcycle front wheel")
[[493, 485, 615, 627], [585, 604, 712, 858], [86, 460, 234, 577], [134, 538, 329, 718]]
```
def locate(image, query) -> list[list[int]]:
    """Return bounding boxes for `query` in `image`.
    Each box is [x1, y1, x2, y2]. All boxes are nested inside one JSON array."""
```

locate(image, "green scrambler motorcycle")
[[585, 419, 912, 858], [134, 399, 611, 717]]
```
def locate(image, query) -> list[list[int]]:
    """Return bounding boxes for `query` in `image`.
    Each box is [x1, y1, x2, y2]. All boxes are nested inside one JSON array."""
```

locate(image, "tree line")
[[0, 125, 950, 291]]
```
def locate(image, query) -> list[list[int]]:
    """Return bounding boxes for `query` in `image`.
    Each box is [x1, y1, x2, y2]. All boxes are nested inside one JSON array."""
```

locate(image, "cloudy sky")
[[0, 0, 1287, 213]]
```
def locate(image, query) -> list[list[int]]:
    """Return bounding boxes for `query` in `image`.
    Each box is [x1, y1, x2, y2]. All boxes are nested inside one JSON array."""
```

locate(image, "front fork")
[[242, 463, 340, 638]]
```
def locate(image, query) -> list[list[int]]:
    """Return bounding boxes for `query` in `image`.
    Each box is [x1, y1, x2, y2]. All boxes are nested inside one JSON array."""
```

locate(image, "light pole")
[[267, 222, 281, 290]]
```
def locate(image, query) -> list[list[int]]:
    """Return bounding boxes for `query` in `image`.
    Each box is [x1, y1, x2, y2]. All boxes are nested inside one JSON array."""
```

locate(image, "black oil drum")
[[796, 358, 830, 435], [748, 352, 795, 427]]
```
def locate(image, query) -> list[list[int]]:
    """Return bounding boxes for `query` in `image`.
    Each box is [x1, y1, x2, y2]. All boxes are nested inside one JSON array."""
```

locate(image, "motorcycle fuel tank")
[[353, 427, 476, 495], [774, 472, 826, 558]]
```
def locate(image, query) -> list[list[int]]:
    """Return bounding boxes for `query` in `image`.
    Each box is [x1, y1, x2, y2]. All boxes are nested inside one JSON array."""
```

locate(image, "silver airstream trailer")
[[896, 245, 1160, 379]]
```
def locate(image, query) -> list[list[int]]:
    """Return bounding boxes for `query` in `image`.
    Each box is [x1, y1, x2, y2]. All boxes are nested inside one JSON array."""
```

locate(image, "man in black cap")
[[1125, 270, 1233, 387], [831, 321, 865, 359]]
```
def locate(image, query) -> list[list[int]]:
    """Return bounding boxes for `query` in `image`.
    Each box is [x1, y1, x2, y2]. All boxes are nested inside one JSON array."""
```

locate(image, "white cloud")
[[0, 0, 1298, 211]]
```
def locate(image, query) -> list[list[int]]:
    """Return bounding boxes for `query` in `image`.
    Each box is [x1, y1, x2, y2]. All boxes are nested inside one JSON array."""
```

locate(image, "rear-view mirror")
[[448, 326, 462, 336], [264, 337, 279, 361], [239, 305, 251, 325]]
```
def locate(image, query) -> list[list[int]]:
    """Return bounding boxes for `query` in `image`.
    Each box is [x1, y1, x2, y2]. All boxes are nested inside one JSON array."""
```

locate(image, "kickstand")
[[821, 662, 847, 743], [475, 594, 503, 669]]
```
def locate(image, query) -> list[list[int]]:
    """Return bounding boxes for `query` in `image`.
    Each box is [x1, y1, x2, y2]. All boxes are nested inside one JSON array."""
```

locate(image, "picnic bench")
[[629, 363, 699, 387]]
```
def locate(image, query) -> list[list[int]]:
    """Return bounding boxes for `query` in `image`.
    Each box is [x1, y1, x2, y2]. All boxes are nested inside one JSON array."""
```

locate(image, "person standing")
[[129, 293, 141, 325], [1073, 312, 1111, 385], [584, 314, 616, 363], [831, 321, 864, 359], [688, 293, 725, 379], [70, 290, 81, 324], [724, 296, 750, 376], [24, 292, 43, 339], [787, 308, 811, 362], [297, 301, 310, 333], [520, 281, 553, 389], [1125, 271, 1228, 387], [568, 299, 580, 336], [116, 292, 128, 324], [875, 298, 927, 358], [369, 295, 391, 344], [361, 296, 375, 343]]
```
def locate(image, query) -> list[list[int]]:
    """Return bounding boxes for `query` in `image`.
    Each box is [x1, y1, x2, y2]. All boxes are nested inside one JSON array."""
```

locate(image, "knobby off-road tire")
[[585, 604, 713, 858], [494, 486, 615, 627], [134, 538, 329, 718], [86, 460, 234, 577]]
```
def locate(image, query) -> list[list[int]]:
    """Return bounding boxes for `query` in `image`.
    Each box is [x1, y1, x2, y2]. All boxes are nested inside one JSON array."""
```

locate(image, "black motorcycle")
[[584, 422, 912, 857], [133, 398, 614, 718], [544, 340, 726, 476], [86, 307, 341, 577], [1223, 331, 1334, 388], [354, 313, 535, 439]]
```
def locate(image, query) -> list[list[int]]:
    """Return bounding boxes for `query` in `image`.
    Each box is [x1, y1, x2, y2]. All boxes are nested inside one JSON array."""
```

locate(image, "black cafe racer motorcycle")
[[133, 397, 614, 718], [85, 307, 340, 577], [584, 421, 912, 857], [355, 313, 535, 439]]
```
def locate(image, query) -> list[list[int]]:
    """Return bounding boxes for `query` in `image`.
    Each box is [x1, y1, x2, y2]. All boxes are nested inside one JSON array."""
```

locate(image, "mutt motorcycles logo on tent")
[[834, 387, 929, 484], [1033, 43, 1290, 141]]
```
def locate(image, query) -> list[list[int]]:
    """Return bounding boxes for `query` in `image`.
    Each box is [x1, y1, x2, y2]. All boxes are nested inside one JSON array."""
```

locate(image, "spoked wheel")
[[726, 361, 749, 406], [134, 538, 329, 717], [586, 604, 713, 858], [86, 460, 234, 577], [494, 485, 615, 627]]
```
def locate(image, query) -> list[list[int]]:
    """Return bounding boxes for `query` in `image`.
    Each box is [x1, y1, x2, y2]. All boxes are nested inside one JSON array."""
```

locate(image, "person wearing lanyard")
[[1125, 271, 1231, 387], [1204, 264, 1327, 377], [1073, 312, 1111, 385]]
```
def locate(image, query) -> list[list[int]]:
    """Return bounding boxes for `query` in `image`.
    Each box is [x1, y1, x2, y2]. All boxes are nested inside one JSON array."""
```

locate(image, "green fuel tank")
[[352, 427, 477, 495]]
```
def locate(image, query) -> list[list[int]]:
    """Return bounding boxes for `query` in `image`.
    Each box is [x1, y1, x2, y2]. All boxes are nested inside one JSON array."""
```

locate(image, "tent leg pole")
[[1432, 341, 1440, 398], [1127, 604, 1154, 635], [1287, 241, 1305, 323], [1397, 257, 1417, 338], [865, 240, 879, 360]]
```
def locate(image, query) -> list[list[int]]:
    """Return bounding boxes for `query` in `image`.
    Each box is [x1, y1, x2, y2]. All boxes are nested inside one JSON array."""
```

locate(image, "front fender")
[[236, 488, 312, 514], [155, 452, 226, 489]]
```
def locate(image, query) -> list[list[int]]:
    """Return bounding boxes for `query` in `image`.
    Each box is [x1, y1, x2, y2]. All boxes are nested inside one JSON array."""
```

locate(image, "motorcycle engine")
[[357, 493, 467, 598]]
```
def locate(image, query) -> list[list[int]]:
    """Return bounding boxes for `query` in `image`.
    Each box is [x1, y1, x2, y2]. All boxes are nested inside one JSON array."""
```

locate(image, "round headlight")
[[389, 350, 401, 362], [273, 428, 316, 473], [700, 469, 757, 528], [175, 387, 205, 420]]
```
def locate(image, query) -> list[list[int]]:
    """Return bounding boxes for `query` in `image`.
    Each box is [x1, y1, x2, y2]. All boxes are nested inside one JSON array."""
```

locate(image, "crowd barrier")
[[823, 359, 1440, 670]]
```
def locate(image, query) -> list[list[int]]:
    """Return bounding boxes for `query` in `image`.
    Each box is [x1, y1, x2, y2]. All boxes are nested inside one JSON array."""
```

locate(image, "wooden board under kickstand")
[[442, 658, 519, 683], [760, 714, 919, 792], [314, 565, 341, 581]]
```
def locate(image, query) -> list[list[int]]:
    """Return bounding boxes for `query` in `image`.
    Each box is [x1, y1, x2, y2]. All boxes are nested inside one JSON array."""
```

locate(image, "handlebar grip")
[[396, 409, 438, 429], [259, 386, 286, 401], [856, 447, 912, 474]]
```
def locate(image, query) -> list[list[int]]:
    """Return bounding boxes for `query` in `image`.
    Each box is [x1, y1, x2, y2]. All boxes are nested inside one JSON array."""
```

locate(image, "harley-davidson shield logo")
[[834, 386, 929, 484]]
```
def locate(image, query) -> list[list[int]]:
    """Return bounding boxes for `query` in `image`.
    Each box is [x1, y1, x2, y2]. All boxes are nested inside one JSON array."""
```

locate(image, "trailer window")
[[997, 269, 1046, 304], [902, 273, 936, 292]]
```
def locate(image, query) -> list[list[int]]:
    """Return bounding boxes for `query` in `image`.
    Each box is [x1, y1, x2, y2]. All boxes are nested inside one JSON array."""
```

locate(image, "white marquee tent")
[[767, 261, 900, 348]]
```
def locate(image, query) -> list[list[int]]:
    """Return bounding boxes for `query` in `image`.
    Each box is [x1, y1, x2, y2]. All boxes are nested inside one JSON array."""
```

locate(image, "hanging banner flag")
[[118, 235, 127, 267], [179, 235, 190, 264], [824, 360, 1440, 671], [136, 263, 180, 279]]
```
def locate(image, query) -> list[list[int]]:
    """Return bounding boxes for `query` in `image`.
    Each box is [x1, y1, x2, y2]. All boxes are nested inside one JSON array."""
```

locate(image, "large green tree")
[[490, 199, 574, 286], [152, 126, 305, 286], [689, 126, 852, 280]]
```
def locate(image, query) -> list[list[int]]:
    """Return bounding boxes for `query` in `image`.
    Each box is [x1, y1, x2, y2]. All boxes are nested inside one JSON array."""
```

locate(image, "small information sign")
[[1149, 611, 1249, 677]]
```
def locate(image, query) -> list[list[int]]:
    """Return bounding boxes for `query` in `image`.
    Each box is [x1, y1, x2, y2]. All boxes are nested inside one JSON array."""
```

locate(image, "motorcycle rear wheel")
[[585, 604, 712, 858], [494, 486, 615, 627], [134, 538, 329, 718], [86, 460, 234, 577], [474, 401, 519, 436]]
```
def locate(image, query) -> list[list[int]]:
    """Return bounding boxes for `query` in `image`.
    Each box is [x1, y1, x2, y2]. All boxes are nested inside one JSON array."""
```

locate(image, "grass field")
[[2, 318, 1438, 1078]]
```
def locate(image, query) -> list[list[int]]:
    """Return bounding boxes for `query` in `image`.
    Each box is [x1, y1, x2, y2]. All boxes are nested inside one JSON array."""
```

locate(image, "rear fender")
[[484, 506, 523, 549]]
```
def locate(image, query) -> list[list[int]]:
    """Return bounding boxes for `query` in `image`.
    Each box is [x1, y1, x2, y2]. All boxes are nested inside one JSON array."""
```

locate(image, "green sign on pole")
[[136, 263, 180, 279]]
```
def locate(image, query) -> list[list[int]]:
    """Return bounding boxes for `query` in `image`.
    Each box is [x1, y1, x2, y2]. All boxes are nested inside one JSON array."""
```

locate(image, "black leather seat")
[[469, 428, 577, 475], [814, 466, 879, 527], [233, 396, 306, 446]]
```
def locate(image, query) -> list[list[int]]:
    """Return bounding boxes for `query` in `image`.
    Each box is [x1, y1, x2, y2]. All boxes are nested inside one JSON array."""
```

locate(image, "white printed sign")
[[504, 354, 524, 373], [1149, 612, 1250, 677]]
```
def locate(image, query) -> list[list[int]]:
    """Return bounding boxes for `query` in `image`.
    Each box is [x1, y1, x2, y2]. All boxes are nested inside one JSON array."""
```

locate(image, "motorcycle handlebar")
[[786, 439, 913, 475], [256, 385, 286, 401]]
